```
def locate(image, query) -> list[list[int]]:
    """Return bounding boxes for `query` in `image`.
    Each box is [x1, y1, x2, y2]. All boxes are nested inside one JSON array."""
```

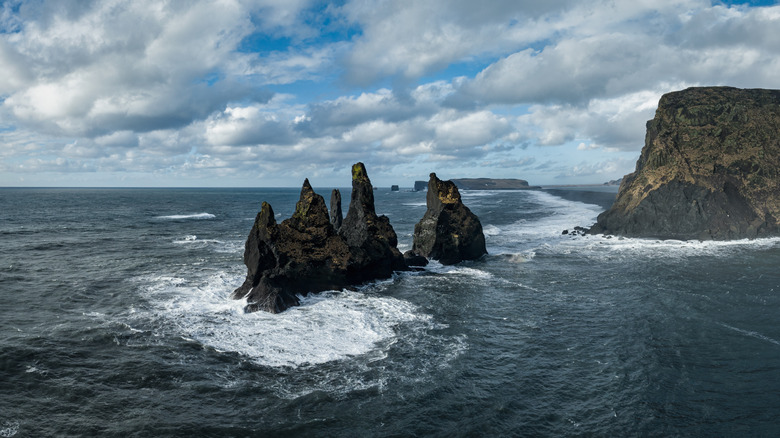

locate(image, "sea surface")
[[2, 186, 780, 437]]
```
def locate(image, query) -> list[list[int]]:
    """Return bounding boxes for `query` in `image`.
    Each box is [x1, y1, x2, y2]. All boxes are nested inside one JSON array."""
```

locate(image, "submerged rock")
[[590, 86, 780, 240], [412, 173, 487, 264], [233, 163, 407, 313]]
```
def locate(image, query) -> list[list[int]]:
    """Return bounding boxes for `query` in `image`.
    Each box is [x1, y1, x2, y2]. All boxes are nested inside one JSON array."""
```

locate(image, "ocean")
[[2, 186, 780, 437]]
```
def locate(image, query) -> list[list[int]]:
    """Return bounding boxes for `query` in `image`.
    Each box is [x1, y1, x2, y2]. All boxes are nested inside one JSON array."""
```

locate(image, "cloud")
[[339, 0, 581, 85], [2, 0, 780, 186], [205, 104, 295, 147], [517, 88, 678, 150], [0, 0, 273, 138], [449, 3, 780, 108]]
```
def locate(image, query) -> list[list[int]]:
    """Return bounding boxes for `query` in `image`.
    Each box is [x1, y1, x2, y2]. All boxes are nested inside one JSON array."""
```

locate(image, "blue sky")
[[1, 0, 779, 187]]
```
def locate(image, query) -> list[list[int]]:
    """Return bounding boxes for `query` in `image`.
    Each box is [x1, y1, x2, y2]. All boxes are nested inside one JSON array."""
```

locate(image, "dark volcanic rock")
[[590, 86, 780, 240], [233, 164, 407, 313], [232, 180, 352, 313], [412, 173, 487, 265], [330, 189, 343, 230], [403, 250, 429, 267], [339, 163, 407, 282]]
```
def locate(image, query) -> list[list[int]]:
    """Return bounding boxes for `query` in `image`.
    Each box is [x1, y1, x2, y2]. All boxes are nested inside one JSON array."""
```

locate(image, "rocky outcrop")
[[412, 173, 487, 264], [590, 87, 780, 240], [338, 163, 407, 282], [233, 163, 406, 313]]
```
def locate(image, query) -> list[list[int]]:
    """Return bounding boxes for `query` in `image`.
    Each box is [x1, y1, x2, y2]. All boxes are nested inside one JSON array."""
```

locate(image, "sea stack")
[[338, 162, 407, 283], [233, 163, 407, 313], [590, 86, 780, 240], [412, 173, 487, 264]]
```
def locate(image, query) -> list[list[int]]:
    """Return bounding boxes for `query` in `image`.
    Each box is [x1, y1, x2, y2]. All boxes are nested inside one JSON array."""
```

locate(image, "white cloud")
[[2, 0, 780, 186]]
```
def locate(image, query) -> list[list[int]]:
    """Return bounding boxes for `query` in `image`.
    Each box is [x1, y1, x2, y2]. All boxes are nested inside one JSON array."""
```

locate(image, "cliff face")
[[451, 178, 540, 190], [590, 86, 780, 240]]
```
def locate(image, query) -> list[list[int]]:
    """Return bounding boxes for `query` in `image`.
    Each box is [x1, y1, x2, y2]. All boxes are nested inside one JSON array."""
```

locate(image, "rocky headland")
[[451, 178, 541, 190], [412, 173, 488, 264], [590, 86, 780, 240]]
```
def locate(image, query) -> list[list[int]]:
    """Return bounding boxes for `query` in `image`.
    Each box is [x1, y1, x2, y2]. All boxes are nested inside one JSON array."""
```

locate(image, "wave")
[[155, 213, 216, 220], [0, 420, 19, 438], [475, 189, 780, 261], [171, 235, 241, 253], [552, 234, 780, 260], [718, 322, 780, 346], [131, 270, 434, 369]]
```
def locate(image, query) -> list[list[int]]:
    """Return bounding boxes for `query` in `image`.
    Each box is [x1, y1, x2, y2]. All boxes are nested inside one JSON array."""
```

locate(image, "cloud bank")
[[1, 0, 779, 186]]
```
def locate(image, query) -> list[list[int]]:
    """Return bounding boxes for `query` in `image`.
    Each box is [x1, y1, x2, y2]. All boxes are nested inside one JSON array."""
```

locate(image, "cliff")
[[590, 86, 780, 240], [451, 178, 540, 190]]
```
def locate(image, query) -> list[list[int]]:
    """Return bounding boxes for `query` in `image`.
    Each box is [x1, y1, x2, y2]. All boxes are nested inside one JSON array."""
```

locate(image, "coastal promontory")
[[451, 178, 540, 190], [590, 86, 780, 240]]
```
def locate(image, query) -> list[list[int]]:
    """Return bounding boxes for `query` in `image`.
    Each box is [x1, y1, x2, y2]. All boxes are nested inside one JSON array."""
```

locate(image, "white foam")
[[560, 234, 780, 260], [155, 213, 216, 220], [0, 421, 19, 438], [402, 201, 427, 207], [171, 236, 243, 253], [482, 224, 501, 236], [459, 190, 500, 197], [133, 270, 432, 369], [425, 261, 494, 280], [485, 190, 780, 260]]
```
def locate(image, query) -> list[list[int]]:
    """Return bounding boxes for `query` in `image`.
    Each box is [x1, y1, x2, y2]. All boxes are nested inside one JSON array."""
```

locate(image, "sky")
[[1, 0, 779, 187]]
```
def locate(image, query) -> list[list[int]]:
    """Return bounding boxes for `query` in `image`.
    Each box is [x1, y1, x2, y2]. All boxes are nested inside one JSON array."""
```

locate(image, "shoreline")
[[542, 186, 619, 211]]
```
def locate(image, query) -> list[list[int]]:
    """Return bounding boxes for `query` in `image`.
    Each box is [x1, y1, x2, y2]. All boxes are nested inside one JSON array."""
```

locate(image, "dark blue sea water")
[[2, 186, 780, 437]]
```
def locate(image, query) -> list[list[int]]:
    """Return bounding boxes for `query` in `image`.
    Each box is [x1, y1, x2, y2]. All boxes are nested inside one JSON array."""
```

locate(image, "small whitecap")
[[155, 213, 215, 220], [0, 420, 20, 438]]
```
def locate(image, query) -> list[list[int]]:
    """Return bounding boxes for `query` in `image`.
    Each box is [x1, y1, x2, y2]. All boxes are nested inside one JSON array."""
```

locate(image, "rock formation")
[[590, 86, 780, 240], [330, 189, 343, 230], [412, 173, 487, 264], [338, 163, 407, 283], [233, 163, 406, 313]]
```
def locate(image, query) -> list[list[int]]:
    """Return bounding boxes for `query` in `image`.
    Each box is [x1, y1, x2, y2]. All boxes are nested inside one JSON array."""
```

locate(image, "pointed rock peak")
[[292, 179, 330, 228], [428, 173, 461, 205], [345, 162, 376, 217], [257, 201, 277, 229], [352, 162, 369, 183]]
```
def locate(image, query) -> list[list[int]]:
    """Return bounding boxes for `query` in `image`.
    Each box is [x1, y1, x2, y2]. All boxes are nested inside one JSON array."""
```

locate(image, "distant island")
[[434, 178, 541, 190]]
